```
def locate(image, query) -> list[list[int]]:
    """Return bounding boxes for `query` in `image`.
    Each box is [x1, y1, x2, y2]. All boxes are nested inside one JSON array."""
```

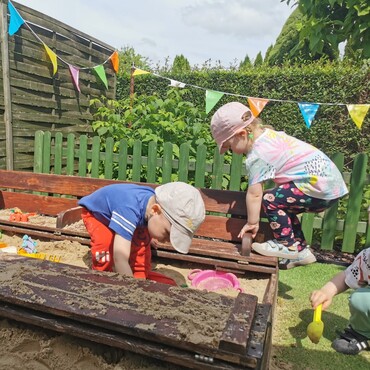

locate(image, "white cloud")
[[13, 0, 293, 66]]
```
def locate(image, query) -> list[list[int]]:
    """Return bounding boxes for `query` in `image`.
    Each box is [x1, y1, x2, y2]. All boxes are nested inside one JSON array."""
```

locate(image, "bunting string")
[[7, 1, 369, 129], [135, 68, 369, 129], [7, 1, 118, 91]]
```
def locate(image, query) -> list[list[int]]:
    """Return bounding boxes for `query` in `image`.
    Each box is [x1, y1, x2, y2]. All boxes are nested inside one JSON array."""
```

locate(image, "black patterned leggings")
[[262, 182, 338, 251]]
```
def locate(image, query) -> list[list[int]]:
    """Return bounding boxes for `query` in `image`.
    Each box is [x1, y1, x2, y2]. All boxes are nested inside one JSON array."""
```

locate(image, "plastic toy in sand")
[[20, 235, 38, 254], [8, 208, 37, 222], [188, 269, 244, 293]]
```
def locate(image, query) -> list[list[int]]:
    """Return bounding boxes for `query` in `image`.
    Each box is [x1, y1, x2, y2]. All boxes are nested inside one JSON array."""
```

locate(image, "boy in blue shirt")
[[79, 182, 205, 285]]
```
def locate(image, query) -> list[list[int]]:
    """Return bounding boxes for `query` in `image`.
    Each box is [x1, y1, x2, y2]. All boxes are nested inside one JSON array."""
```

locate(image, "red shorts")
[[81, 209, 176, 285]]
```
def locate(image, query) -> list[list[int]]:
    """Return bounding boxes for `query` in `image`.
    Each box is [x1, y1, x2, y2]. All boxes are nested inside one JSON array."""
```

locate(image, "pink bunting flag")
[[43, 43, 58, 76], [347, 104, 369, 129], [205, 90, 224, 114], [68, 65, 80, 92], [247, 98, 269, 117]]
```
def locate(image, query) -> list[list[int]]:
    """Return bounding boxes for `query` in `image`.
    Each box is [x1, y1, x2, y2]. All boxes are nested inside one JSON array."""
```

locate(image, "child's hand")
[[238, 222, 259, 238], [310, 289, 333, 311]]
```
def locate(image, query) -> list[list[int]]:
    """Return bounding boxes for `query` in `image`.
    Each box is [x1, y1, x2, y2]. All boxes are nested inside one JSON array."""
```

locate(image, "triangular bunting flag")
[[132, 68, 150, 76], [110, 51, 119, 74], [247, 97, 269, 117], [206, 90, 224, 114], [298, 103, 320, 128], [8, 1, 25, 36], [347, 104, 369, 129], [43, 43, 58, 75], [93, 65, 108, 89], [169, 79, 186, 88], [68, 65, 80, 93]]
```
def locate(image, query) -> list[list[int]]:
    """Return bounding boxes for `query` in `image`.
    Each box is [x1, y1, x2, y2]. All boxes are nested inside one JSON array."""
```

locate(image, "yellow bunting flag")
[[247, 97, 269, 117], [205, 90, 224, 114], [110, 50, 119, 74], [347, 104, 370, 129], [132, 68, 150, 76], [43, 43, 58, 75]]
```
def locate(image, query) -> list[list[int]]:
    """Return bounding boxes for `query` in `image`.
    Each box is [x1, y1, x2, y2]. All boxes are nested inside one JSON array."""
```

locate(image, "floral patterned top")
[[245, 129, 348, 200], [345, 248, 370, 288]]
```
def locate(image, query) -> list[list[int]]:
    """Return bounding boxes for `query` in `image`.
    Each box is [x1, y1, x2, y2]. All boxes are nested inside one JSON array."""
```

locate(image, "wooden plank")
[[0, 302, 250, 370], [0, 191, 77, 215], [0, 253, 260, 365], [219, 293, 258, 355]]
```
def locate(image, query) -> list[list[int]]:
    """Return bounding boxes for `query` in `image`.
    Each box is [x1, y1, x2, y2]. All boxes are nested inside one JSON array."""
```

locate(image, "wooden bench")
[[0, 169, 277, 275], [0, 169, 278, 369]]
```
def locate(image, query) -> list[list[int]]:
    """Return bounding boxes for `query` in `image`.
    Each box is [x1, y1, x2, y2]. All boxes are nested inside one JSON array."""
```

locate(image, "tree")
[[171, 55, 191, 74], [266, 7, 337, 65], [117, 46, 151, 75], [282, 0, 370, 59], [254, 52, 263, 67], [239, 54, 252, 70]]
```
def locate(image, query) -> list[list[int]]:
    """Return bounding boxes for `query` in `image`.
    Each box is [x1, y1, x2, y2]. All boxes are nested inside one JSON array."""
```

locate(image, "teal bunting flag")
[[298, 103, 320, 128], [8, 1, 25, 36]]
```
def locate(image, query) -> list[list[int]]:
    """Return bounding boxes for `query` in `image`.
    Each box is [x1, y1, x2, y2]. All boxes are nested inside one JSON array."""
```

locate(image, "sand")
[[0, 229, 270, 370]]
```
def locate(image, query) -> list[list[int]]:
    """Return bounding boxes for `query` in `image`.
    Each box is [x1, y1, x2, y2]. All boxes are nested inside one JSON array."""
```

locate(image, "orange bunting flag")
[[132, 68, 150, 76], [205, 90, 224, 114], [347, 104, 369, 129], [110, 51, 119, 74], [43, 43, 58, 75], [247, 97, 269, 117]]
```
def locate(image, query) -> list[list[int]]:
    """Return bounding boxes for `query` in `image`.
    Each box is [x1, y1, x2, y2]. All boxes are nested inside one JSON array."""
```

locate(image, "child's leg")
[[331, 287, 370, 354], [349, 287, 370, 338], [130, 227, 152, 279], [81, 209, 114, 271], [130, 227, 177, 285], [262, 182, 336, 250]]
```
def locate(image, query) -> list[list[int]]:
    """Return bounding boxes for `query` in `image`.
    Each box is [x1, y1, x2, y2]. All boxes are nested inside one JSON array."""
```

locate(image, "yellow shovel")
[[307, 304, 324, 344]]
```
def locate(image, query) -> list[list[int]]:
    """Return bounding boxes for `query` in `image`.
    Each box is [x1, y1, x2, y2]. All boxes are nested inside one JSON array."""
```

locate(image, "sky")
[[14, 0, 294, 68]]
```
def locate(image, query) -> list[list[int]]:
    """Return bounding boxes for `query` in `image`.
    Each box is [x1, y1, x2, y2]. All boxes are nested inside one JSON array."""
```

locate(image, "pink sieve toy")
[[188, 269, 244, 293]]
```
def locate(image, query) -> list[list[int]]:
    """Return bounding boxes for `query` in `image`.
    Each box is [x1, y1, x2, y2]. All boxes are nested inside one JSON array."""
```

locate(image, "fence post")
[[320, 153, 345, 250], [194, 144, 207, 188], [342, 153, 368, 252], [33, 131, 44, 173]]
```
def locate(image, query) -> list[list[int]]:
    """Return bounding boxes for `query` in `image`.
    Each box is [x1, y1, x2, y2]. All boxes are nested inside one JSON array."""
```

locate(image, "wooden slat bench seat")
[[0, 170, 277, 275]]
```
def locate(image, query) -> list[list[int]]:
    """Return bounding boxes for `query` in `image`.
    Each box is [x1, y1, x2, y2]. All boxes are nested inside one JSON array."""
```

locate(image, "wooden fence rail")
[[33, 130, 370, 254]]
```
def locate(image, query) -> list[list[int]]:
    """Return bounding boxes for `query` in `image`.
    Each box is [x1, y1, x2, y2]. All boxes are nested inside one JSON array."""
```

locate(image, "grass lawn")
[[270, 262, 370, 370]]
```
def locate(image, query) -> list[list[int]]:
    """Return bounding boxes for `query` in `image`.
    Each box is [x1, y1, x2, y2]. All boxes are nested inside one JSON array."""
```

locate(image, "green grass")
[[271, 262, 370, 370]]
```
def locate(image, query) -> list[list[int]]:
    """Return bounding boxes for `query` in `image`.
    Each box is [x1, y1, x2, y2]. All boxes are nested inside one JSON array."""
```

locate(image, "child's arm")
[[112, 234, 133, 277], [238, 182, 263, 238], [310, 271, 348, 310]]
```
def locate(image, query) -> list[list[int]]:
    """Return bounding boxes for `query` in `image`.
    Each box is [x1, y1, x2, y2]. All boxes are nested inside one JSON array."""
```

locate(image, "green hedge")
[[116, 61, 370, 169]]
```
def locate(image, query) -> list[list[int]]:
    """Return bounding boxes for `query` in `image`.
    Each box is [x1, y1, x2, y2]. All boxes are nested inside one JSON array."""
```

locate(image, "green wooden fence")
[[33, 130, 370, 254]]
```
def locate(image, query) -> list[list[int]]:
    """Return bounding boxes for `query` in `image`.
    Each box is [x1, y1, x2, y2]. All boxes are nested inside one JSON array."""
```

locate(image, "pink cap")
[[211, 102, 255, 153]]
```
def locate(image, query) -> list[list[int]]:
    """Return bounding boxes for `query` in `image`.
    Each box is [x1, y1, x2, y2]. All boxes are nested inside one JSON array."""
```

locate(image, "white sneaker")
[[252, 240, 299, 258], [279, 248, 317, 269]]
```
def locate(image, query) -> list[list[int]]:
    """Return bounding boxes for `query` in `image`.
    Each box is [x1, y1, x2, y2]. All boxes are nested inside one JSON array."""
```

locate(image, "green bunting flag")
[[205, 90, 224, 114], [93, 65, 108, 89]]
